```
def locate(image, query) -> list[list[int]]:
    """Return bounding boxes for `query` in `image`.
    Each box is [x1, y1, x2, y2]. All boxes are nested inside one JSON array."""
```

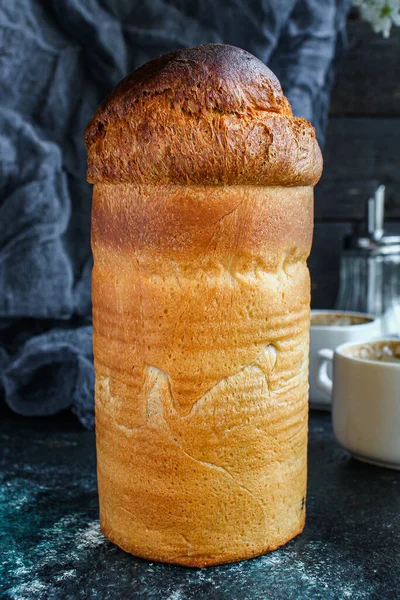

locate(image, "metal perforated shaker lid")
[[344, 186, 400, 255]]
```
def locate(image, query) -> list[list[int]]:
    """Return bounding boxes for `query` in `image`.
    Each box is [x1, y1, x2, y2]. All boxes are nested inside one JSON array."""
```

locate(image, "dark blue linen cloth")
[[0, 0, 350, 428]]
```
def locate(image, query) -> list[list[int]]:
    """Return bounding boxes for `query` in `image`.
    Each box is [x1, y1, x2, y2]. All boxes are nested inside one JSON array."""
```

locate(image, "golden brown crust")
[[100, 519, 306, 568], [87, 44, 319, 566], [92, 184, 310, 566], [84, 44, 322, 186]]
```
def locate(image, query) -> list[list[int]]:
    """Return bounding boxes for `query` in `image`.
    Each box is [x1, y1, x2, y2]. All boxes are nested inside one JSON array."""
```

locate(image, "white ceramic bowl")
[[317, 339, 400, 470], [309, 310, 381, 410]]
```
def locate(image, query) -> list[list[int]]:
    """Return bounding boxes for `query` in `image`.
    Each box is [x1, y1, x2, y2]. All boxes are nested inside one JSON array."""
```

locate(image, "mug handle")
[[316, 349, 334, 397]]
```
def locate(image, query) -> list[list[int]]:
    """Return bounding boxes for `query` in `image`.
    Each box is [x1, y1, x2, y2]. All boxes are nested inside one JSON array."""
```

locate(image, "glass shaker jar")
[[335, 186, 400, 333]]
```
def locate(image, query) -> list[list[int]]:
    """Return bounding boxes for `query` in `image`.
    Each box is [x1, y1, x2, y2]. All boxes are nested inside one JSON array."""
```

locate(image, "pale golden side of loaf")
[[86, 44, 322, 567], [91, 184, 312, 566]]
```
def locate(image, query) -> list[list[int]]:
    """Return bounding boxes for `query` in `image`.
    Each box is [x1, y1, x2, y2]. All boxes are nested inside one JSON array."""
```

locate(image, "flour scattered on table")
[[166, 590, 184, 600], [76, 520, 105, 550], [56, 569, 77, 582], [8, 579, 47, 599]]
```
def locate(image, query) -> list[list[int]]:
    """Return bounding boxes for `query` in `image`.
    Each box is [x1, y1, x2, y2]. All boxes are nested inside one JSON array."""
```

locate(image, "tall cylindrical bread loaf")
[[85, 44, 322, 567]]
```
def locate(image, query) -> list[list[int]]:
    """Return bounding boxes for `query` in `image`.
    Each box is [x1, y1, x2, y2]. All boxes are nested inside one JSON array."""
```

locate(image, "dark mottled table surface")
[[1, 410, 399, 600]]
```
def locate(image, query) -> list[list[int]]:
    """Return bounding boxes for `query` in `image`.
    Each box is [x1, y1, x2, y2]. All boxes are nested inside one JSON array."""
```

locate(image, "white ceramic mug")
[[309, 310, 380, 410], [317, 340, 400, 470]]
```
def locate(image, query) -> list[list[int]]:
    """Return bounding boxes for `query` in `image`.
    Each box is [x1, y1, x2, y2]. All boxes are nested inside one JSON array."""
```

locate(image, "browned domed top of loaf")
[[85, 44, 322, 186]]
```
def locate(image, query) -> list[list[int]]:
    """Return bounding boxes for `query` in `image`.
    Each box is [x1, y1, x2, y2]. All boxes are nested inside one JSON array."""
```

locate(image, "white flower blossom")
[[354, 0, 400, 37]]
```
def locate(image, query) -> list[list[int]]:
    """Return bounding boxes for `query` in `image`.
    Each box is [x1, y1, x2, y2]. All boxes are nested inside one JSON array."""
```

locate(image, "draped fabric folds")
[[0, 0, 350, 428]]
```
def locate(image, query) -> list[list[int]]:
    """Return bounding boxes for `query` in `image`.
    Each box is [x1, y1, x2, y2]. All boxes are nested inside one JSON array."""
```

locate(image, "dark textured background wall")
[[309, 17, 400, 308]]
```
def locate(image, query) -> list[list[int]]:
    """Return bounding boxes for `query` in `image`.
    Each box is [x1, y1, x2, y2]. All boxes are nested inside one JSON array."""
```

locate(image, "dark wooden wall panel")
[[309, 223, 352, 308], [321, 118, 400, 183], [330, 21, 400, 116], [310, 18, 400, 308]]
